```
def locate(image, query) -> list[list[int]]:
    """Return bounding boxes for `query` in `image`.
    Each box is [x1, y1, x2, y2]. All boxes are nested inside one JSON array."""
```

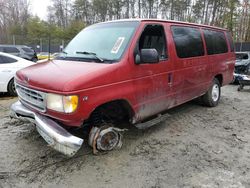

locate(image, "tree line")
[[0, 0, 249, 46]]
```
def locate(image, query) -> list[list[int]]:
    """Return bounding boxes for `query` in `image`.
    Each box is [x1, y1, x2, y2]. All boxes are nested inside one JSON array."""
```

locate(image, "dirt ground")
[[1, 85, 250, 188]]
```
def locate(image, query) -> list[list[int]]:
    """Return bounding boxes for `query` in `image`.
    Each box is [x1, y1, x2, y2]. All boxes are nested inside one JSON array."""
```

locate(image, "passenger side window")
[[172, 26, 204, 58], [0, 55, 17, 63], [203, 29, 228, 55], [139, 24, 167, 60], [3, 47, 20, 53]]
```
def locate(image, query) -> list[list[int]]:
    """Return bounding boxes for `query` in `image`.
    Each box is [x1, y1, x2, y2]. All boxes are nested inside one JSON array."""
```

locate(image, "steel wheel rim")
[[212, 84, 219, 102], [12, 82, 16, 94]]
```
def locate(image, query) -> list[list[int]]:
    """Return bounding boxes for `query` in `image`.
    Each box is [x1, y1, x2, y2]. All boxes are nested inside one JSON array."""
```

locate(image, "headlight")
[[63, 95, 79, 113], [46, 93, 78, 113]]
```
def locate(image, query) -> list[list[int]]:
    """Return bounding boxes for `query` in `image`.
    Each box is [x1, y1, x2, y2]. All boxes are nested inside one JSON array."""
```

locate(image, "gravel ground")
[[1, 85, 250, 188]]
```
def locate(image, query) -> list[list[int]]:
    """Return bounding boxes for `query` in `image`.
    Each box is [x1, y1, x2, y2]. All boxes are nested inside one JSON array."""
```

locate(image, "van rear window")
[[203, 29, 228, 55], [171, 26, 204, 58]]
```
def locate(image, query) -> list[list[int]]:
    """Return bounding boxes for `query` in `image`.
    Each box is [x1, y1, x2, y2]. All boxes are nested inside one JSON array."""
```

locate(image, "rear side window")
[[0, 55, 17, 63], [3, 47, 20, 53], [226, 32, 234, 52], [171, 26, 204, 58], [22, 47, 34, 53], [203, 30, 228, 55]]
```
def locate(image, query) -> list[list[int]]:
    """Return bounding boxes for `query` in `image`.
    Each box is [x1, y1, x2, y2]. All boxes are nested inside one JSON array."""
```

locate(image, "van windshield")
[[57, 21, 139, 63]]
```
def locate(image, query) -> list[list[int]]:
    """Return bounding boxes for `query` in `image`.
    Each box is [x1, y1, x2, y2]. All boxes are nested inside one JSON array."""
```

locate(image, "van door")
[[131, 23, 174, 121], [170, 25, 208, 104]]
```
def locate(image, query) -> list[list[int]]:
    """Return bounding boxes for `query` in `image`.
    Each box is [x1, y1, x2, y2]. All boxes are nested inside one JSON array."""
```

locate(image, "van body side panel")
[[80, 26, 235, 125], [204, 30, 235, 86], [126, 22, 175, 122], [169, 24, 210, 105], [208, 52, 235, 86]]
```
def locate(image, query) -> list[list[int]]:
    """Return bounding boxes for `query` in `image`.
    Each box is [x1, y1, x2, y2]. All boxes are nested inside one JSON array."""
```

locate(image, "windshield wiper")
[[61, 50, 68, 54], [76, 51, 104, 62]]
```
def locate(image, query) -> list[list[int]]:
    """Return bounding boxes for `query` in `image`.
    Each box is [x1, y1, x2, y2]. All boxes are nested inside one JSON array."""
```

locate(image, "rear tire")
[[31, 57, 38, 62], [201, 78, 221, 107], [238, 84, 244, 91], [7, 79, 17, 96]]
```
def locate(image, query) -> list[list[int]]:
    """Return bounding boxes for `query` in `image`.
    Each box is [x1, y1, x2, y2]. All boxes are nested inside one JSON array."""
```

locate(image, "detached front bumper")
[[10, 101, 83, 157]]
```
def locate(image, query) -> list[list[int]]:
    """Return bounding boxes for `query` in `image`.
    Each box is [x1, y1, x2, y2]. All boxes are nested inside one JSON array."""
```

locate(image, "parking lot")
[[1, 85, 250, 188]]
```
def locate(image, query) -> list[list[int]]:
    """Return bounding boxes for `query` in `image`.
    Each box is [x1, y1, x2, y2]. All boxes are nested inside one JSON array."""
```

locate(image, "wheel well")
[[215, 74, 223, 86], [89, 100, 134, 126], [7, 78, 14, 90]]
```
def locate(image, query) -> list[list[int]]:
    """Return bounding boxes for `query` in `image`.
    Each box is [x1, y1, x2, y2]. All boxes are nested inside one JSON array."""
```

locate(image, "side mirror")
[[135, 49, 159, 64]]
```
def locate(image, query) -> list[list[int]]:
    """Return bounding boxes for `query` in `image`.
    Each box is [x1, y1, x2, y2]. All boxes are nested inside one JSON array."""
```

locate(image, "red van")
[[11, 19, 235, 156]]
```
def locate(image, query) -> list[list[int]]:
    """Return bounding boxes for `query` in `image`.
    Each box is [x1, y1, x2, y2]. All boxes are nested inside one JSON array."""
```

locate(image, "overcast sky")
[[30, 0, 51, 20]]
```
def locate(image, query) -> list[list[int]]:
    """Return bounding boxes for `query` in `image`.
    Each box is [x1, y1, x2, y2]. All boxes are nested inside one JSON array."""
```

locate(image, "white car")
[[0, 52, 34, 96]]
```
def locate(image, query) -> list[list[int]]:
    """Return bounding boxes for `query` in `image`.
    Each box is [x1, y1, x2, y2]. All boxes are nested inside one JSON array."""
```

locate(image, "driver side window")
[[139, 24, 167, 60]]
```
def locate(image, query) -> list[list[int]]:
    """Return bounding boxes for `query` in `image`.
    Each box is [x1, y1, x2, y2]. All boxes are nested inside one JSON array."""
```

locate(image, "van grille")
[[16, 84, 46, 112]]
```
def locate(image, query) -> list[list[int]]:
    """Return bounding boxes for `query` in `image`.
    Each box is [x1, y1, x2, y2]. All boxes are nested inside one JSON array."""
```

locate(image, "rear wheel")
[[31, 57, 38, 62], [7, 78, 17, 96], [201, 78, 221, 107], [238, 84, 244, 91]]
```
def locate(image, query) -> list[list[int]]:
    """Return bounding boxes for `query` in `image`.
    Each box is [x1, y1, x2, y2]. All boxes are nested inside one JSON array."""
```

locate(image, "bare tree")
[[49, 0, 71, 28]]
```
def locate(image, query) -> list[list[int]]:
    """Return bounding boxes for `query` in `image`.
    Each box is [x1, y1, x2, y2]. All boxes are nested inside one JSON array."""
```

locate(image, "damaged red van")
[[11, 19, 235, 156]]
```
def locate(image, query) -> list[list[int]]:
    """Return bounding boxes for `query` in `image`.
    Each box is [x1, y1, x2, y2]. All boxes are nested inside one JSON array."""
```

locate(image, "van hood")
[[16, 60, 117, 92]]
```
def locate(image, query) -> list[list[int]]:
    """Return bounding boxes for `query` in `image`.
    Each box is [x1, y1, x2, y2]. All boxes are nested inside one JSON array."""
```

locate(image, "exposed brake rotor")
[[88, 125, 127, 154]]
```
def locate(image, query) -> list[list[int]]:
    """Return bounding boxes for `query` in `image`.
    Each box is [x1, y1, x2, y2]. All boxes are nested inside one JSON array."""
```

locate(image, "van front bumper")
[[10, 101, 83, 157]]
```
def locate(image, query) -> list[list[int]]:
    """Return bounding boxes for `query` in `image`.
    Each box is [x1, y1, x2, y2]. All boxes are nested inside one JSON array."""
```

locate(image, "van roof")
[[101, 19, 228, 32]]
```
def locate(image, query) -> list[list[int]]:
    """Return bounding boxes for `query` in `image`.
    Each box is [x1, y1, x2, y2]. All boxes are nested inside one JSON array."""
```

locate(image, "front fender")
[[0, 71, 15, 92], [79, 80, 136, 122]]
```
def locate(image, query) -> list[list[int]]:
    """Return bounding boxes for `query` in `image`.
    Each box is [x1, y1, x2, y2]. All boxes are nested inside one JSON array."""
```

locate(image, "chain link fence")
[[3, 35, 70, 53]]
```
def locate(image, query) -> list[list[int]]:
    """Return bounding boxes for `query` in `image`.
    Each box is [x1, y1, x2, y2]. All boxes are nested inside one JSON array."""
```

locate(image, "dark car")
[[0, 45, 38, 62], [232, 52, 250, 83], [235, 52, 250, 74]]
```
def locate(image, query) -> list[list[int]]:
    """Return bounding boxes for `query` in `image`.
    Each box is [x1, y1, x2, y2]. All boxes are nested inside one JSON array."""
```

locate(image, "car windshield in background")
[[57, 21, 139, 63], [22, 47, 34, 53], [236, 53, 249, 60]]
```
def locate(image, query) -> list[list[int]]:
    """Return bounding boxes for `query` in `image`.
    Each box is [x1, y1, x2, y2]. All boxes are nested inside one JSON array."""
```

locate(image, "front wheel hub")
[[88, 125, 125, 154]]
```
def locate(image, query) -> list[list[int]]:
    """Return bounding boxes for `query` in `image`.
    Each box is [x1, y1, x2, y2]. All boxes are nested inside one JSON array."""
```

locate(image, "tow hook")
[[88, 125, 127, 154]]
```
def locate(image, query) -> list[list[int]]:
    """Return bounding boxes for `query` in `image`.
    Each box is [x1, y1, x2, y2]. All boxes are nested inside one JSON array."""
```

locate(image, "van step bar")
[[135, 113, 171, 130]]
